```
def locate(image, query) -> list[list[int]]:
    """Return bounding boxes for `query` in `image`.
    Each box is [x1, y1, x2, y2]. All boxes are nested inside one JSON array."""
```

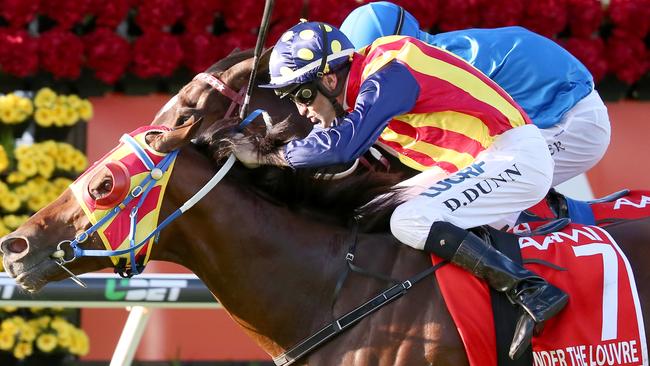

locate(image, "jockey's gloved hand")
[[233, 134, 262, 169]]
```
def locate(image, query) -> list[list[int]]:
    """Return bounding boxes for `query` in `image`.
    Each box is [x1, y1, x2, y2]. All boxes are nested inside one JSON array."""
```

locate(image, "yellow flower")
[[63, 108, 80, 126], [40, 140, 58, 156], [0, 193, 21, 213], [0, 107, 20, 124], [69, 329, 89, 356], [67, 95, 82, 109], [3, 215, 28, 230], [78, 99, 93, 120], [18, 323, 37, 342], [37, 157, 55, 179], [0, 330, 15, 351], [53, 177, 73, 192], [14, 145, 29, 159], [16, 97, 34, 116], [36, 333, 58, 353], [0, 221, 10, 237], [36, 316, 52, 328], [13, 341, 33, 360], [0, 146, 9, 173], [14, 185, 31, 201], [34, 88, 57, 109], [1, 318, 20, 335], [2, 306, 17, 312], [52, 106, 67, 127], [27, 195, 47, 212], [7, 172, 27, 184], [34, 108, 55, 127], [17, 158, 38, 177], [70, 153, 88, 172]]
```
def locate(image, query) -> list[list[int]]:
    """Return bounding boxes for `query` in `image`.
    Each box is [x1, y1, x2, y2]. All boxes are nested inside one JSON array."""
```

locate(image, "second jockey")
[[234, 21, 568, 359], [341, 1, 611, 188]]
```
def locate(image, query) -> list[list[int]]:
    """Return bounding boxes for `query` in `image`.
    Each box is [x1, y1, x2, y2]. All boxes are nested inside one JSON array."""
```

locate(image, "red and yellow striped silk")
[[346, 36, 530, 172]]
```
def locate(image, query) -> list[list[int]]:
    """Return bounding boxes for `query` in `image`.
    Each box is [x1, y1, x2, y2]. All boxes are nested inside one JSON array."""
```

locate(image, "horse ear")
[[147, 116, 203, 153], [259, 47, 273, 73]]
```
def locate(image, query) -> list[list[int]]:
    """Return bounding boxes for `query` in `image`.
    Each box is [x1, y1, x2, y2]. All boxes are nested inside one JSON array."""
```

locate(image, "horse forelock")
[[193, 117, 406, 232]]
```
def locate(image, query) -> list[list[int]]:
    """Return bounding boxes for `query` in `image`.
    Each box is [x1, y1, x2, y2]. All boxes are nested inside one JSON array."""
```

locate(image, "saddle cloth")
[[522, 190, 650, 226], [431, 223, 648, 366]]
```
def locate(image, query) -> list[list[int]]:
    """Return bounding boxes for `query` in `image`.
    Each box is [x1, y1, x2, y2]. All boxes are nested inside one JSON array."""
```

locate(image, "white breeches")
[[390, 124, 553, 250], [540, 89, 611, 187]]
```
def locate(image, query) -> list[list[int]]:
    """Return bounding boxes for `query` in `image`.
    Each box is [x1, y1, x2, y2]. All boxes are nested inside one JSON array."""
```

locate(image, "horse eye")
[[101, 179, 113, 192]]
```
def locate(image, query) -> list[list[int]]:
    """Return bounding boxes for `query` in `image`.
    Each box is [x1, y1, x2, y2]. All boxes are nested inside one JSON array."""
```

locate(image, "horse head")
[[0, 117, 202, 292], [151, 48, 313, 139]]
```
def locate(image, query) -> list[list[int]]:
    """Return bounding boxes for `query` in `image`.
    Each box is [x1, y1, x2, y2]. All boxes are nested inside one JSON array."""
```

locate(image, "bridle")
[[193, 72, 247, 119], [53, 129, 238, 285]]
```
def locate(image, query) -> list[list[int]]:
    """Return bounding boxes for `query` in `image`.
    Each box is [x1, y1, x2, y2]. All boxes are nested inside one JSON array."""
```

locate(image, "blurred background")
[[0, 0, 648, 364]]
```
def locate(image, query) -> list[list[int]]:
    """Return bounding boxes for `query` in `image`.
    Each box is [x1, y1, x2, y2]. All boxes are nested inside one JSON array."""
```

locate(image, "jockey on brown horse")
[[232, 20, 573, 359]]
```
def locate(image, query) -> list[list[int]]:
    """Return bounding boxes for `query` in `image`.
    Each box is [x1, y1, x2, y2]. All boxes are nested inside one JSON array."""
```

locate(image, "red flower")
[[307, 0, 361, 27], [392, 0, 439, 30], [0, 0, 39, 29], [561, 37, 608, 83], [437, 0, 480, 32], [89, 0, 131, 29], [180, 31, 222, 73], [606, 33, 648, 84], [41, 0, 92, 30], [479, 0, 525, 28], [183, 0, 224, 33], [0, 29, 39, 77], [132, 31, 182, 78], [219, 31, 257, 53], [608, 0, 650, 39], [39, 29, 84, 79], [566, 0, 603, 37], [521, 0, 568, 38], [135, 0, 184, 32], [224, 0, 302, 33], [84, 28, 131, 84]]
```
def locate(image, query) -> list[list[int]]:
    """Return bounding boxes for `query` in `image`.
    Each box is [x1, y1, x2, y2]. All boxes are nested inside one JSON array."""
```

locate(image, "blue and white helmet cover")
[[261, 21, 355, 89]]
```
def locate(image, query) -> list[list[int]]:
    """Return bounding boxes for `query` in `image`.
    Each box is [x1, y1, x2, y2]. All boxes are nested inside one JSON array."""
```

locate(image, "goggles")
[[275, 82, 319, 106]]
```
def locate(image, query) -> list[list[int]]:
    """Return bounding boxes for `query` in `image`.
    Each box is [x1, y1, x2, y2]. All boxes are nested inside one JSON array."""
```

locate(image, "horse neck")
[[154, 148, 350, 354]]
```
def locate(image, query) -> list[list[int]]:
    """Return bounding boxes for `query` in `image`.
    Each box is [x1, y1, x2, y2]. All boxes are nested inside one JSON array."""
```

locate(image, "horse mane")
[[194, 117, 408, 232]]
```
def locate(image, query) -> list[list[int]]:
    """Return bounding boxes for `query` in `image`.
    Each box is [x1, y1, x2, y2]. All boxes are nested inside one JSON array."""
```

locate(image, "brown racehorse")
[[2, 110, 650, 365], [1, 51, 649, 365]]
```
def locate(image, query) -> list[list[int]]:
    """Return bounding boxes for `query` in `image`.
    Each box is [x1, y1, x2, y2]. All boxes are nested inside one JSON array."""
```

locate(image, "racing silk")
[[428, 27, 594, 128], [285, 36, 530, 172], [341, 5, 594, 128]]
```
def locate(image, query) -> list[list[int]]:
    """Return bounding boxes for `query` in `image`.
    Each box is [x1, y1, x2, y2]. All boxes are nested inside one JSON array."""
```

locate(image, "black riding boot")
[[424, 222, 569, 360]]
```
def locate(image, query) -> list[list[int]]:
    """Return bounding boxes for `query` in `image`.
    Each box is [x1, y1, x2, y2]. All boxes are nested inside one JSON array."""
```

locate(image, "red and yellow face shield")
[[69, 126, 177, 269]]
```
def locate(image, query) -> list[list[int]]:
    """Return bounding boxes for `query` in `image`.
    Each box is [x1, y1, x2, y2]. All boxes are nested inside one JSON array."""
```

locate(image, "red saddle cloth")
[[525, 190, 650, 225], [431, 224, 648, 366], [591, 191, 650, 223]]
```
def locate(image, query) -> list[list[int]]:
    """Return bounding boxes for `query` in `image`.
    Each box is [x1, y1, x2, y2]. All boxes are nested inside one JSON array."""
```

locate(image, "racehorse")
[[2, 108, 650, 365], [2, 50, 649, 365]]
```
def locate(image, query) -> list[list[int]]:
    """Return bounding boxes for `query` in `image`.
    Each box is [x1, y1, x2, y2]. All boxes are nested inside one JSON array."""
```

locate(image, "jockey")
[[340, 1, 611, 187], [235, 21, 568, 359]]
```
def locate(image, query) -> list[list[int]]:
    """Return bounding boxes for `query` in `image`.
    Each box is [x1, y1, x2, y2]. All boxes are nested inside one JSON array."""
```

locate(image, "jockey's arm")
[[283, 61, 420, 169]]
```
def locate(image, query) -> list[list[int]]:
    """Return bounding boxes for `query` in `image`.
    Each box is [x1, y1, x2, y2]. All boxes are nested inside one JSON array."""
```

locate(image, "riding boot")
[[424, 222, 569, 360]]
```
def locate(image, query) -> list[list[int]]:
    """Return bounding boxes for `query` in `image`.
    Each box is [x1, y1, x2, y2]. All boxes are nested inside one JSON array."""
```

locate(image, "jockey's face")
[[293, 73, 341, 128]]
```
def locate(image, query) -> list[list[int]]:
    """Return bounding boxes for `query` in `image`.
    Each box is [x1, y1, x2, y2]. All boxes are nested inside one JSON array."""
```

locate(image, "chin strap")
[[314, 22, 348, 118], [316, 77, 347, 118]]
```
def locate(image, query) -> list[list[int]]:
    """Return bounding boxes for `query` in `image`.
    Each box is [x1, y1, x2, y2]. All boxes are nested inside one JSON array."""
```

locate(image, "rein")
[[273, 223, 447, 366]]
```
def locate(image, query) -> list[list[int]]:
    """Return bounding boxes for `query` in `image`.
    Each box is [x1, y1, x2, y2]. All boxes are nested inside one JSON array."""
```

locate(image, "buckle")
[[402, 280, 412, 290], [345, 253, 354, 261]]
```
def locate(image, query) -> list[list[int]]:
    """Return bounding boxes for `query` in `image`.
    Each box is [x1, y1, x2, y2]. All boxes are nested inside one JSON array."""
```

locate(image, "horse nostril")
[[2, 237, 29, 255]]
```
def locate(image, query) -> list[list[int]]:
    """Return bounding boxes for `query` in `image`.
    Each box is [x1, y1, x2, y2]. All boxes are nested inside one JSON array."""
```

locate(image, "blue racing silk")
[[340, 2, 594, 128], [284, 60, 419, 168]]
